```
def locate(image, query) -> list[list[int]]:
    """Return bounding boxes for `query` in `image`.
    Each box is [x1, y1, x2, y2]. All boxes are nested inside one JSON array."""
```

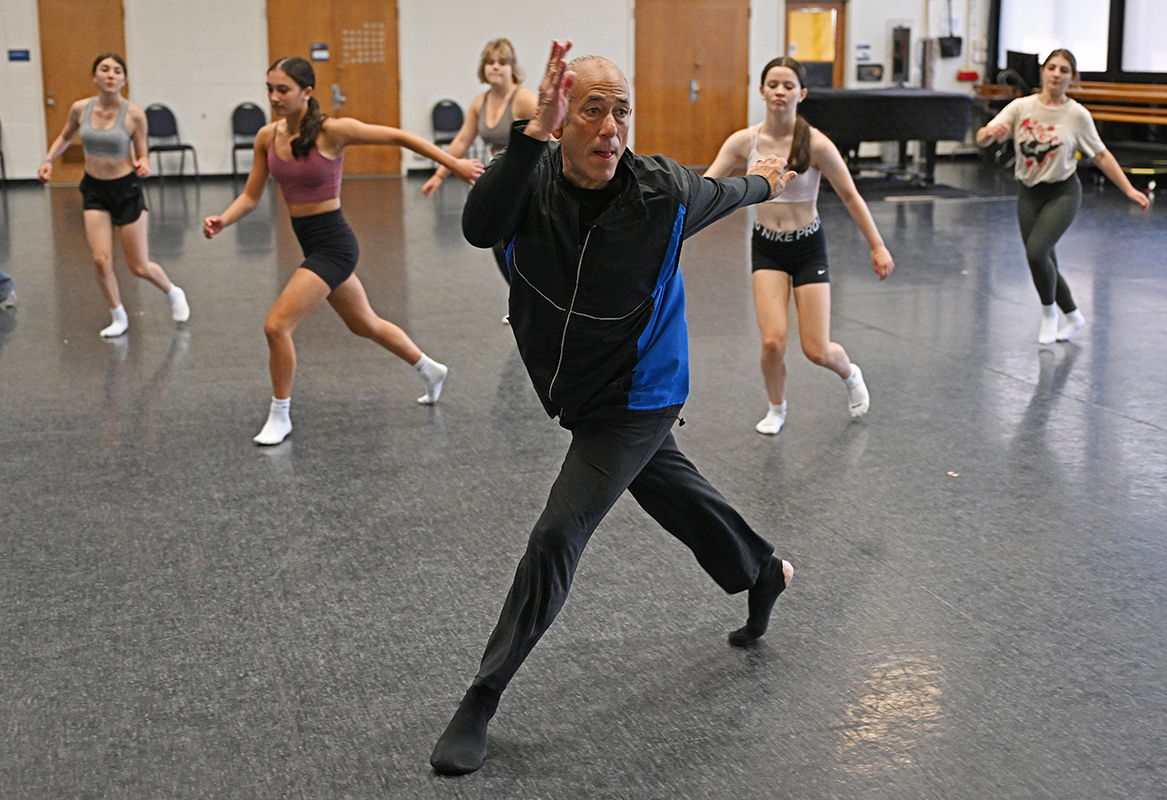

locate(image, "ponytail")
[[789, 115, 812, 174], [293, 96, 327, 159], [269, 56, 329, 159]]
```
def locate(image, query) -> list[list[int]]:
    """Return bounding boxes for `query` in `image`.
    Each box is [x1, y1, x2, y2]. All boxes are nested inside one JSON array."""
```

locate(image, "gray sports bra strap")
[[80, 97, 132, 159]]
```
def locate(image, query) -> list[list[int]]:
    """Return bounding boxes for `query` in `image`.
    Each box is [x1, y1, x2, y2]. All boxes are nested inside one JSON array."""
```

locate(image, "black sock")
[[728, 556, 790, 647], [430, 684, 501, 775]]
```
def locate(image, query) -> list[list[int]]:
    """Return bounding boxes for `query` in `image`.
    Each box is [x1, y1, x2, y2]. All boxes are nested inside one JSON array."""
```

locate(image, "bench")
[[1068, 81, 1167, 126]]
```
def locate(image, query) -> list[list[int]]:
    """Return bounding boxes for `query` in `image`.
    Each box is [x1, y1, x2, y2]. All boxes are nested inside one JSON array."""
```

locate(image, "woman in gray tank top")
[[422, 39, 537, 196], [38, 53, 190, 338], [422, 39, 538, 297]]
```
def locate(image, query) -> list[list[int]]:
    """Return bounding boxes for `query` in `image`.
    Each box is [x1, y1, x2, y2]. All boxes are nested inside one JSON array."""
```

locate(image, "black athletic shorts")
[[750, 218, 830, 286], [289, 208, 359, 291], [79, 172, 147, 226]]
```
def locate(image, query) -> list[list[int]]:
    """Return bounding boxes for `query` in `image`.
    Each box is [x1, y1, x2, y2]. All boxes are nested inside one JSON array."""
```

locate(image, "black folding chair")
[[432, 99, 463, 146], [231, 102, 266, 181], [145, 104, 199, 182]]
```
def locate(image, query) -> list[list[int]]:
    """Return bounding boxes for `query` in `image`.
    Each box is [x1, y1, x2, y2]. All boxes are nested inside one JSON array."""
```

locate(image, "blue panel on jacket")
[[628, 206, 689, 410]]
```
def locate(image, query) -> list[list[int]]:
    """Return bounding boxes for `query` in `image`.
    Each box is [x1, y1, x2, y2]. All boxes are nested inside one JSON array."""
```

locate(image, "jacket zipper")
[[546, 227, 592, 403]]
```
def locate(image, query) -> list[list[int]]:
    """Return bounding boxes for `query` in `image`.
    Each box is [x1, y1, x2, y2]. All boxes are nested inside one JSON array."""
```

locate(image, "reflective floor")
[[1, 162, 1165, 799]]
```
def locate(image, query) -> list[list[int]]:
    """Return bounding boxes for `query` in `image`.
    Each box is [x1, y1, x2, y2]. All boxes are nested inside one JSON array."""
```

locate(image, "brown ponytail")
[[269, 56, 328, 159], [760, 56, 813, 174], [788, 115, 812, 174]]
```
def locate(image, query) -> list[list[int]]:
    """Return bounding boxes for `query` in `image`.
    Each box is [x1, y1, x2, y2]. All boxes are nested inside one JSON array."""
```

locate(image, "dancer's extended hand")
[[871, 245, 895, 280], [451, 157, 485, 185], [202, 215, 226, 239]]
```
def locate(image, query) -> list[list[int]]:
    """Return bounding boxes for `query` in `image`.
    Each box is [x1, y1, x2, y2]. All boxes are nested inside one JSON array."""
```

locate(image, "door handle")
[[46, 92, 55, 107], [689, 79, 700, 103], [332, 84, 347, 108]]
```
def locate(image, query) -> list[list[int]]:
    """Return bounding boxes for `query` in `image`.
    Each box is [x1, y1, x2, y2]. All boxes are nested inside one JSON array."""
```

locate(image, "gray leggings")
[[1017, 175, 1082, 312]]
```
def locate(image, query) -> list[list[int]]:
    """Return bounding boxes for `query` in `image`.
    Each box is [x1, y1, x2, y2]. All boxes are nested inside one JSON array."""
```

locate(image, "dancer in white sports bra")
[[705, 56, 894, 434]]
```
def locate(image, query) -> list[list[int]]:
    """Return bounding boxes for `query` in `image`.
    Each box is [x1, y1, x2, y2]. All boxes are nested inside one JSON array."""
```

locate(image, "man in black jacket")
[[431, 41, 797, 775]]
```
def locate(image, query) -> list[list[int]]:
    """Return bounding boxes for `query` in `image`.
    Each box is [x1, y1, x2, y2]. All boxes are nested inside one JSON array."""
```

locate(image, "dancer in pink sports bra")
[[706, 56, 895, 435], [204, 56, 483, 445]]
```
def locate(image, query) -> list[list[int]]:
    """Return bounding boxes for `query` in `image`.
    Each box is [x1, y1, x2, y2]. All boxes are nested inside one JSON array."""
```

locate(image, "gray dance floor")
[[2, 161, 1165, 799]]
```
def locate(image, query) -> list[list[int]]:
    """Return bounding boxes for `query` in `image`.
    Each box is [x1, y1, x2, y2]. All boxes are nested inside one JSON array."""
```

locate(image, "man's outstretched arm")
[[682, 155, 796, 238]]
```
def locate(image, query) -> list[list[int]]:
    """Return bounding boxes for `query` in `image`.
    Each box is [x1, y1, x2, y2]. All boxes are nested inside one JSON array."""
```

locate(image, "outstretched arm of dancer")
[[203, 126, 273, 238], [814, 131, 894, 279], [1090, 149, 1151, 210], [975, 120, 1012, 147], [127, 104, 152, 179], [37, 100, 86, 182], [325, 118, 484, 184], [422, 96, 484, 196]]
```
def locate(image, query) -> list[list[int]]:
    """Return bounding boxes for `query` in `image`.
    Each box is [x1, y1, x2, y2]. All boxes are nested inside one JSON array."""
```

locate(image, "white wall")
[[123, 0, 269, 176], [1, 0, 47, 179], [1, 0, 993, 179]]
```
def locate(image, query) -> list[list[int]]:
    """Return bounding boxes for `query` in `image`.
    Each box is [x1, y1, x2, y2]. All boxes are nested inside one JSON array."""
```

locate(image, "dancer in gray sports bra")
[[39, 53, 190, 338], [422, 38, 538, 294]]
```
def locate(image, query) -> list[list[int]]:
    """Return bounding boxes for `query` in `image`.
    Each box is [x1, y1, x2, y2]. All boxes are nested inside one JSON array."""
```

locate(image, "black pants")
[[473, 409, 775, 693], [1017, 175, 1082, 311]]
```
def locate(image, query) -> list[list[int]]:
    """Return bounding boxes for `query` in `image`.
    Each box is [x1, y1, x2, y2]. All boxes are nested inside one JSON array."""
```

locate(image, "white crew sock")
[[1057, 309, 1085, 342], [100, 305, 129, 338], [413, 354, 448, 405], [845, 363, 869, 418], [254, 397, 292, 445], [1038, 304, 1058, 345], [167, 285, 190, 323], [755, 401, 787, 435]]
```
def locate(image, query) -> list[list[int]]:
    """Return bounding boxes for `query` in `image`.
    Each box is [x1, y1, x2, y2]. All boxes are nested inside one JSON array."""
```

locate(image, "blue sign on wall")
[[9, 49, 31, 62]]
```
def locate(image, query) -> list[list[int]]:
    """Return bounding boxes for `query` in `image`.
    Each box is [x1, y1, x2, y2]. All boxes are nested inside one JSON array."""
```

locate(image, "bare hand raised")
[[525, 40, 574, 142], [748, 155, 798, 200]]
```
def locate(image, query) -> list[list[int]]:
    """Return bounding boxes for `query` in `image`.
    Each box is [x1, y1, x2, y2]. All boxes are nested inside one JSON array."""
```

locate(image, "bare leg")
[[752, 270, 792, 434], [118, 212, 174, 293], [793, 283, 868, 416], [264, 268, 332, 399], [791, 283, 851, 378], [251, 269, 331, 444], [83, 210, 121, 310], [752, 270, 793, 403], [329, 274, 447, 403], [120, 212, 189, 322], [327, 273, 422, 362]]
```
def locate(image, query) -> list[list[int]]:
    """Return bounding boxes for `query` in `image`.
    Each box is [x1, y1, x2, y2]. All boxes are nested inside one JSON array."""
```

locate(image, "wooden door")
[[38, 0, 127, 184], [268, 0, 400, 176], [634, 0, 749, 168], [785, 0, 847, 88]]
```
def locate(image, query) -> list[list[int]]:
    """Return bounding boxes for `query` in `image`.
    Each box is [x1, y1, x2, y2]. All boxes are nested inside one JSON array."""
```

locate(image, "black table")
[[798, 87, 974, 184]]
